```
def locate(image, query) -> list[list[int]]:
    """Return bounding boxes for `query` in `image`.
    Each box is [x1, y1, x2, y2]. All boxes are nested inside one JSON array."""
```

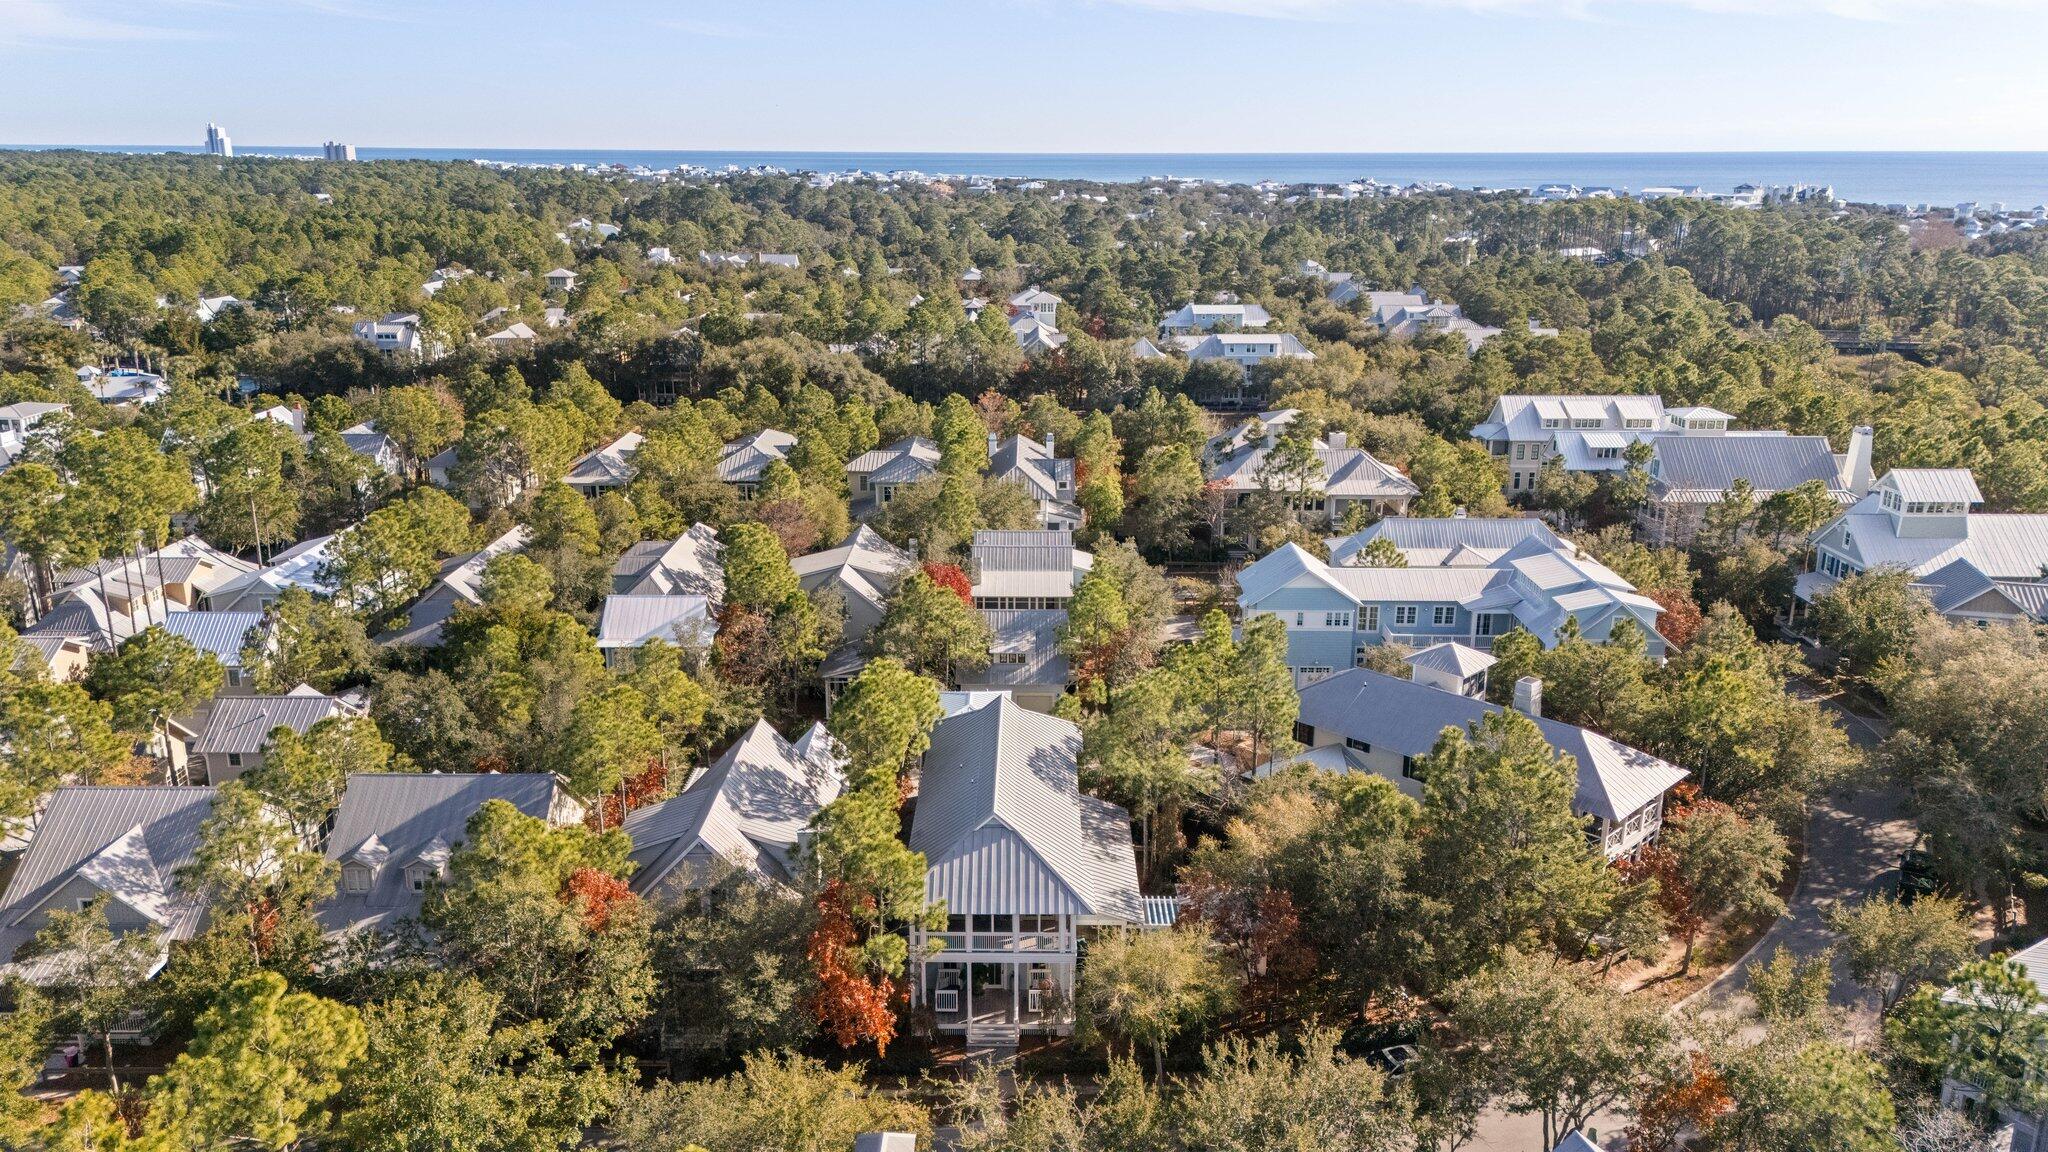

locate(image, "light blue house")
[[1235, 518, 1666, 684]]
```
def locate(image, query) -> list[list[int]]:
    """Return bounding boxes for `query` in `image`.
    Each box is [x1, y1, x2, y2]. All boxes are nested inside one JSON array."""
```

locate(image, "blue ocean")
[[12, 146, 2048, 208]]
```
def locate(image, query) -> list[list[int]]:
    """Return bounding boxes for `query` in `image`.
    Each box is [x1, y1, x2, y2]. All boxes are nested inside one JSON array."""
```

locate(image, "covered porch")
[[919, 956, 1073, 1043]]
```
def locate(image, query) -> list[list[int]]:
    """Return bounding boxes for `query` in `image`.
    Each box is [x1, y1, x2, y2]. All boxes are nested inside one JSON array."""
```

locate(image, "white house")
[[194, 685, 362, 784], [565, 431, 645, 497], [1008, 286, 1062, 329], [612, 523, 724, 600], [988, 434, 1080, 532], [351, 313, 430, 358], [717, 428, 797, 496], [1637, 426, 1872, 547], [624, 720, 845, 895], [1794, 468, 2048, 627], [1279, 646, 1688, 859], [906, 695, 1144, 1044], [544, 268, 579, 292], [1936, 936, 2048, 1149], [596, 595, 713, 668], [1204, 421, 1417, 528], [1237, 525, 1667, 681], [845, 436, 941, 516], [0, 787, 222, 996], [320, 773, 583, 935], [1158, 301, 1272, 337], [1010, 312, 1068, 355]]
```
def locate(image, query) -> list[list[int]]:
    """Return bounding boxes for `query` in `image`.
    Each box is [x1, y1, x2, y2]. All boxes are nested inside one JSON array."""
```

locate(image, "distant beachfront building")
[[205, 123, 232, 158], [323, 141, 356, 162]]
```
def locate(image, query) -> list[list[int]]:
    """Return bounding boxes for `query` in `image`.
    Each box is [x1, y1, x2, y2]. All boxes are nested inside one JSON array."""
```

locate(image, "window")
[[1394, 605, 1418, 627], [1325, 611, 1351, 628], [1359, 606, 1380, 630], [1432, 606, 1456, 626], [993, 652, 1028, 665], [407, 869, 429, 893], [226, 753, 244, 768], [1513, 444, 1527, 460], [1298, 666, 1333, 684], [1510, 473, 1523, 491], [1345, 737, 1371, 753], [1401, 755, 1424, 781], [1572, 417, 1600, 429], [1294, 612, 1305, 626], [343, 865, 371, 894], [1293, 721, 1315, 745]]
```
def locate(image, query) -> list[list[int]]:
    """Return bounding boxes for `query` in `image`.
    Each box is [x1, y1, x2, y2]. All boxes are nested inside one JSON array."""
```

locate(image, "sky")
[[4, 0, 2048, 152]]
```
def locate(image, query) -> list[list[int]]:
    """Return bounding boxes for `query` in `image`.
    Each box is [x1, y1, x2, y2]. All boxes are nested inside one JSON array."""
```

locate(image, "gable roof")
[[1206, 442, 1417, 499], [612, 523, 723, 599], [1328, 516, 1565, 567], [565, 431, 645, 488], [1883, 468, 1984, 505], [845, 436, 941, 481], [1649, 434, 1851, 502], [1296, 668, 1688, 823], [158, 610, 265, 668], [624, 719, 846, 892], [596, 594, 713, 649], [376, 526, 531, 647], [969, 530, 1090, 599], [197, 688, 357, 755], [320, 773, 570, 932], [909, 697, 1141, 922], [0, 786, 219, 968], [716, 428, 797, 483]]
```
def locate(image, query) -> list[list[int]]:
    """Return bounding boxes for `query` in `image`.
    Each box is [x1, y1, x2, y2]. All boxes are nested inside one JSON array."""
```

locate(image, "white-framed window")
[[1359, 605, 1380, 630], [1325, 611, 1351, 628], [1345, 737, 1371, 753], [1432, 606, 1456, 626], [1513, 444, 1527, 460], [993, 652, 1028, 665], [343, 865, 371, 894], [1394, 605, 1418, 627], [226, 752, 244, 768], [1298, 666, 1333, 684], [1294, 612, 1305, 626]]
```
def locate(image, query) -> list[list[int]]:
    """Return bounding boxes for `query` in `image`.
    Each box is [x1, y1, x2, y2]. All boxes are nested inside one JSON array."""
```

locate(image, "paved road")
[[1685, 687, 1910, 1036]]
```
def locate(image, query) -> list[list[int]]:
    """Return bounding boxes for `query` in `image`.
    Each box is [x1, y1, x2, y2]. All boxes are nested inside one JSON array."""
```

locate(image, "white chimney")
[[1326, 430, 1349, 451], [1044, 432, 1054, 454], [1513, 676, 1543, 718], [986, 431, 999, 456], [1840, 425, 1875, 496]]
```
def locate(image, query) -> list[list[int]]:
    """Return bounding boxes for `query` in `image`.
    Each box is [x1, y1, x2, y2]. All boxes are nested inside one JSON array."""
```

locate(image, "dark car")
[[1898, 848, 1940, 905]]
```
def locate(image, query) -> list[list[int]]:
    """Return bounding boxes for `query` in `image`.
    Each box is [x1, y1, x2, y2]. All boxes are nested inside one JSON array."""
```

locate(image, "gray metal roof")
[[715, 429, 795, 483], [845, 436, 940, 478], [1296, 668, 1687, 823], [1830, 494, 2048, 581], [0, 786, 219, 967], [159, 610, 265, 667], [611, 524, 723, 599], [909, 697, 1142, 922], [596, 594, 714, 649], [624, 719, 845, 893], [1884, 468, 1984, 505], [1408, 641, 1497, 678], [969, 531, 1089, 599], [196, 689, 356, 754], [960, 609, 1070, 690], [319, 773, 569, 933], [1329, 516, 1563, 566], [1649, 434, 1847, 501]]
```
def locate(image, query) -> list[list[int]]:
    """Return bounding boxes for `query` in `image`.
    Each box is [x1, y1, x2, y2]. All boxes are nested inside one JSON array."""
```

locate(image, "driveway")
[[1685, 685, 1911, 1036]]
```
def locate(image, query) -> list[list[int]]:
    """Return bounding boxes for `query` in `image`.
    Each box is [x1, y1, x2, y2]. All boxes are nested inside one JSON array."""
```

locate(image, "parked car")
[[1898, 847, 1939, 905]]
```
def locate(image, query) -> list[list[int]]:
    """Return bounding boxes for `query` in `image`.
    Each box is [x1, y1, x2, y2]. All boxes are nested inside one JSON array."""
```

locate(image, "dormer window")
[[343, 864, 372, 893]]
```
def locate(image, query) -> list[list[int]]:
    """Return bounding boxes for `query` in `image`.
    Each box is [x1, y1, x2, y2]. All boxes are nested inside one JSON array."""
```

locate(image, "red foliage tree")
[[590, 758, 673, 830], [1618, 842, 1700, 961], [921, 561, 973, 606], [712, 604, 775, 686], [1627, 1052, 1733, 1151], [807, 882, 899, 1054], [1179, 871, 1313, 1022], [754, 498, 820, 556], [1646, 587, 1705, 649], [560, 867, 636, 933]]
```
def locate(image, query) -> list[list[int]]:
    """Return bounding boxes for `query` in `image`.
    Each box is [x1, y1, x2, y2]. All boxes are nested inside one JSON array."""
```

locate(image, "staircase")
[[965, 1022, 1020, 1048]]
